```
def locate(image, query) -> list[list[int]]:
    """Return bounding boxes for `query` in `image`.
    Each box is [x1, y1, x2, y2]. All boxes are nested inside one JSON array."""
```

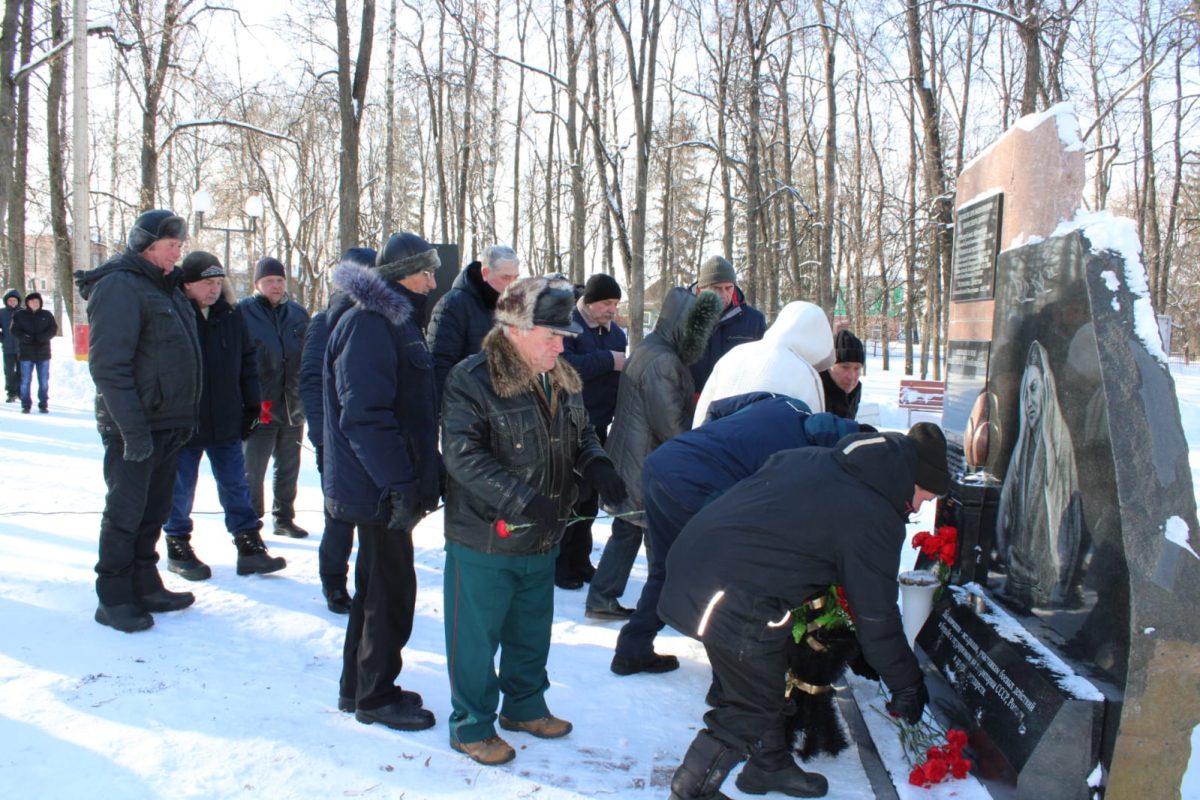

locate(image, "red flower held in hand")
[[495, 519, 511, 538], [259, 400, 273, 425]]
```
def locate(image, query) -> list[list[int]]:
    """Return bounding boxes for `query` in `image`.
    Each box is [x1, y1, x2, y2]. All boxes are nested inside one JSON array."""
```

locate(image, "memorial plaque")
[[943, 339, 991, 475], [951, 194, 1003, 302], [920, 586, 1103, 800]]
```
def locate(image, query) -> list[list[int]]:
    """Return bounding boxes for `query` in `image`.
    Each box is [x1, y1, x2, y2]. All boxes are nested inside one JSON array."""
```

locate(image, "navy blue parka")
[[560, 306, 627, 431]]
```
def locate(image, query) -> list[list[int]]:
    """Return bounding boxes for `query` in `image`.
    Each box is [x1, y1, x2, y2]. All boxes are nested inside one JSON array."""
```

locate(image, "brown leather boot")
[[499, 713, 573, 739], [451, 735, 516, 766]]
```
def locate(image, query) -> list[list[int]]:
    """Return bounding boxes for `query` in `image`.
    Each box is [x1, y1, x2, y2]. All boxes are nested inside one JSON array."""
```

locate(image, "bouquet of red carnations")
[[911, 525, 957, 586], [907, 727, 972, 787]]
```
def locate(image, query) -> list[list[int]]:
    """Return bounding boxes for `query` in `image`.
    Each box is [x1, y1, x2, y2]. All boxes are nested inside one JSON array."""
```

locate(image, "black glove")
[[582, 460, 627, 505], [123, 430, 154, 463], [847, 650, 880, 681], [886, 679, 929, 725], [314, 443, 324, 475], [522, 494, 560, 534], [388, 488, 423, 531], [241, 406, 261, 440]]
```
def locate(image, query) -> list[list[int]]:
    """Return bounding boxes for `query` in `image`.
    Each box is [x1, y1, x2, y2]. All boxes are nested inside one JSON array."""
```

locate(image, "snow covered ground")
[[0, 337, 1195, 799]]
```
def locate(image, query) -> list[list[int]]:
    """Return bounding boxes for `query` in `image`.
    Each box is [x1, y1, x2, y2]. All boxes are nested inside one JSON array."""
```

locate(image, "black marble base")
[[919, 585, 1105, 800]]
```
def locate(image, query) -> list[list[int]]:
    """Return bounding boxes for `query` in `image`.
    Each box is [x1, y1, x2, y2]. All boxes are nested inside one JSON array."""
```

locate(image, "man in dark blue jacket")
[[611, 393, 865, 676], [324, 232, 442, 733], [299, 247, 376, 614], [75, 209, 201, 633], [241, 256, 311, 538], [688, 256, 767, 393], [660, 425, 950, 800], [11, 290, 57, 413], [162, 252, 285, 582], [555, 273, 627, 589], [426, 244, 520, 397], [1, 288, 23, 402]]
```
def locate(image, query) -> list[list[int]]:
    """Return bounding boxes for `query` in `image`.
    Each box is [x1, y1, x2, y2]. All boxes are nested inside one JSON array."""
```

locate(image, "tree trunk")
[[335, 0, 375, 253], [48, 0, 73, 321], [813, 0, 839, 315], [6, 0, 31, 292]]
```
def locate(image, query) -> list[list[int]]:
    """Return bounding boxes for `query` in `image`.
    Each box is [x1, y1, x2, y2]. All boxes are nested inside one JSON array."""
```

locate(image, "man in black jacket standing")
[[555, 273, 627, 589], [11, 290, 57, 413], [241, 257, 311, 539], [324, 232, 442, 733], [427, 244, 521, 398], [162, 252, 286, 581], [659, 423, 950, 800], [76, 209, 202, 633], [0, 288, 22, 402], [299, 247, 376, 614]]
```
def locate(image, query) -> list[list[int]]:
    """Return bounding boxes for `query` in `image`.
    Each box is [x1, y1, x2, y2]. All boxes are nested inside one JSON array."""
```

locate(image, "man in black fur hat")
[[440, 275, 626, 767]]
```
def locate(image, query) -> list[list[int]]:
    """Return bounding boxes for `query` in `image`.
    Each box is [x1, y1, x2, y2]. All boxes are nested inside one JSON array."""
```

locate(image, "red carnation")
[[951, 757, 972, 778], [259, 400, 273, 425], [495, 519, 510, 538], [912, 531, 931, 549], [940, 541, 957, 566], [923, 757, 949, 783], [909, 765, 928, 786], [946, 728, 968, 750]]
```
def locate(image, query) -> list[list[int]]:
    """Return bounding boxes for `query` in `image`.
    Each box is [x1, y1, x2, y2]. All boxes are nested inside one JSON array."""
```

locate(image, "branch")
[[11, 25, 134, 82], [161, 118, 300, 150]]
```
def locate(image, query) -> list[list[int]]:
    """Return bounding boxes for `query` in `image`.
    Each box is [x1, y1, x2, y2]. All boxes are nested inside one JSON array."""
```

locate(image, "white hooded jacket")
[[692, 301, 835, 426]]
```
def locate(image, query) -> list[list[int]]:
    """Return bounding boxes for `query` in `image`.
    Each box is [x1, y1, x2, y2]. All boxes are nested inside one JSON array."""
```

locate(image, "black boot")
[[137, 587, 196, 613], [233, 529, 287, 575], [735, 730, 828, 798], [166, 536, 212, 581], [668, 730, 741, 800], [95, 603, 154, 633], [322, 581, 352, 614]]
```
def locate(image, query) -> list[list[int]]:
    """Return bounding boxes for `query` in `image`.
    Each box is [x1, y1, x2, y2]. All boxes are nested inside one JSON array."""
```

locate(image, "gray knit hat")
[[697, 255, 736, 287]]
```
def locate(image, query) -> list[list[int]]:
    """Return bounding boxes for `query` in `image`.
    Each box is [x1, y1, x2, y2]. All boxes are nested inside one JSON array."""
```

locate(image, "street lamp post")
[[191, 190, 264, 281]]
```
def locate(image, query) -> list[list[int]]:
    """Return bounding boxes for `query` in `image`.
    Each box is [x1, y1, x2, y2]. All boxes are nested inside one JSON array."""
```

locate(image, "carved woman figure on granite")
[[995, 341, 1085, 610]]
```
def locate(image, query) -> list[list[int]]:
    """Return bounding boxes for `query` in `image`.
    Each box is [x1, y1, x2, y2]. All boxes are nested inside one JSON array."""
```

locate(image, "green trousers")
[[443, 541, 557, 744]]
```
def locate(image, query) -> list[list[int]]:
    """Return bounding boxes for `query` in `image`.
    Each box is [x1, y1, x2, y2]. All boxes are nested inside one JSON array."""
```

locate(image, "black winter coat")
[[76, 251, 201, 436], [560, 306, 627, 431], [687, 285, 768, 392], [603, 287, 722, 522], [299, 301, 334, 451], [12, 307, 57, 362], [190, 291, 261, 446], [427, 261, 499, 398], [240, 293, 309, 426], [0, 288, 21, 354], [323, 265, 441, 525], [441, 328, 610, 556], [821, 369, 862, 420], [658, 432, 923, 693]]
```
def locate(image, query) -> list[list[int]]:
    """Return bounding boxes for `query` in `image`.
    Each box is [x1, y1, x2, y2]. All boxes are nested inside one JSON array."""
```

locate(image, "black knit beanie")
[[907, 422, 950, 495], [582, 273, 622, 304], [834, 329, 865, 365]]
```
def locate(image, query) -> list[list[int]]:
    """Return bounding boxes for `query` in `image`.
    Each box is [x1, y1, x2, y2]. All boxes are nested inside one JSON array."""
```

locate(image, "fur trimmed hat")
[[907, 421, 950, 496], [376, 232, 440, 283], [495, 275, 583, 336]]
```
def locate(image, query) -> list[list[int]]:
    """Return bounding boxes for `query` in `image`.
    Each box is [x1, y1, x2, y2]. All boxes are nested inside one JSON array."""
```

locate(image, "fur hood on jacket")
[[332, 263, 414, 327], [656, 287, 724, 366], [480, 326, 582, 399]]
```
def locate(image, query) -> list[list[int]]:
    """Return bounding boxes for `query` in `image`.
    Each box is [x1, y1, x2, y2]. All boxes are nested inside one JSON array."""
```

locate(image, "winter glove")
[[314, 444, 324, 475], [582, 460, 627, 505], [522, 493, 560, 534], [388, 488, 423, 532], [122, 430, 154, 463], [886, 679, 929, 725], [241, 406, 261, 440], [847, 650, 880, 681]]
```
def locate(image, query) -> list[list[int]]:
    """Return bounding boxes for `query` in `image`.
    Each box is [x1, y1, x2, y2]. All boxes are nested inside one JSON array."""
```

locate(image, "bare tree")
[[335, 0, 375, 251]]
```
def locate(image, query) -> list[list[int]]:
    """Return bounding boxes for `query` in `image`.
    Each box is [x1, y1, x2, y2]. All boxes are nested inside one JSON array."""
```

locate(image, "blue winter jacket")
[[299, 300, 335, 451], [322, 265, 442, 524], [687, 285, 767, 392], [560, 306, 627, 432], [642, 392, 863, 520], [426, 261, 498, 399]]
